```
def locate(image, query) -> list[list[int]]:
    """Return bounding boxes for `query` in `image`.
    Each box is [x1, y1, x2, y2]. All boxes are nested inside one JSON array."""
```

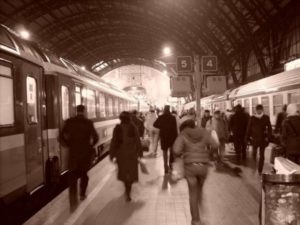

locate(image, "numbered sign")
[[202, 56, 218, 72], [177, 56, 193, 73]]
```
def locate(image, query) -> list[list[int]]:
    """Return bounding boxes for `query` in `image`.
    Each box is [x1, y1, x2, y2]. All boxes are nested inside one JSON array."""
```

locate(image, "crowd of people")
[[59, 102, 300, 225]]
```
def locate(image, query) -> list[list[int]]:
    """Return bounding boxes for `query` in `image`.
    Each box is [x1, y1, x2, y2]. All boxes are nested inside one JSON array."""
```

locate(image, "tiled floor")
[[25, 145, 272, 225]]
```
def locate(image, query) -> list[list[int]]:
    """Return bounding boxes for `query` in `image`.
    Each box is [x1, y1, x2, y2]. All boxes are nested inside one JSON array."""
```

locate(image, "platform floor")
[[25, 145, 274, 225]]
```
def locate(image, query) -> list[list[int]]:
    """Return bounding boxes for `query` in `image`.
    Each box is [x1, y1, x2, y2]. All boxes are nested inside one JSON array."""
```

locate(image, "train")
[[183, 66, 300, 125], [0, 24, 138, 203]]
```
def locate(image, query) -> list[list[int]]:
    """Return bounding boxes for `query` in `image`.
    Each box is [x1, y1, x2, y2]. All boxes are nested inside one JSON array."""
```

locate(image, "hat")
[[214, 107, 221, 113], [287, 104, 299, 117]]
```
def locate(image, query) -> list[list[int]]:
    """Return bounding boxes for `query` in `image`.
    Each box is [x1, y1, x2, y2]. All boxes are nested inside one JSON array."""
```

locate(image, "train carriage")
[[0, 25, 137, 203]]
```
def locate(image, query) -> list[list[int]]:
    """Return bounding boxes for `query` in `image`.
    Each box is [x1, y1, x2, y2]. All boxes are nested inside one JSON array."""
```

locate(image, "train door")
[[24, 66, 44, 192], [58, 78, 74, 173]]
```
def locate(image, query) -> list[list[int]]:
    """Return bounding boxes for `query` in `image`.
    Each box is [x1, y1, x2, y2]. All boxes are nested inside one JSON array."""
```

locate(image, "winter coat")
[[109, 123, 142, 183], [59, 115, 99, 171], [144, 112, 159, 131], [245, 114, 272, 146], [153, 113, 178, 150], [206, 117, 229, 142], [173, 127, 219, 164], [275, 112, 287, 134], [230, 111, 249, 139], [281, 115, 300, 156], [131, 116, 145, 138]]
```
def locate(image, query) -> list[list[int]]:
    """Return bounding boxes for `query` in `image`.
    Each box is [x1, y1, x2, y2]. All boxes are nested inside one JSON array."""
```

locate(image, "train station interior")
[[1, 0, 300, 225]]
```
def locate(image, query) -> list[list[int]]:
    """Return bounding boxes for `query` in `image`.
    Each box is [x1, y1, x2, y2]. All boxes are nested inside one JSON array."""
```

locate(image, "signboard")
[[202, 56, 218, 72], [177, 56, 193, 73], [203, 75, 226, 95], [170, 76, 192, 97]]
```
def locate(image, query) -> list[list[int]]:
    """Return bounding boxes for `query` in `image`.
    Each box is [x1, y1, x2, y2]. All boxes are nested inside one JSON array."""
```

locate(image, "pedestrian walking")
[[109, 111, 143, 202], [275, 105, 287, 135], [245, 104, 272, 175], [154, 105, 178, 174], [131, 110, 145, 138], [206, 109, 229, 163], [144, 109, 159, 156], [173, 116, 219, 225], [59, 105, 99, 211], [281, 104, 300, 164], [201, 110, 212, 128], [230, 104, 249, 160]]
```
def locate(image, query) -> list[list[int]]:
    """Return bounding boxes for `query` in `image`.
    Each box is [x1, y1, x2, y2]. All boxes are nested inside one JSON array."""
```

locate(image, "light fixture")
[[81, 66, 86, 70], [163, 46, 171, 56], [19, 29, 30, 39]]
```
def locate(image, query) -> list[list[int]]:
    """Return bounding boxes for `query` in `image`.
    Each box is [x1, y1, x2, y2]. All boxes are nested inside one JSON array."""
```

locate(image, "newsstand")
[[261, 173, 300, 225]]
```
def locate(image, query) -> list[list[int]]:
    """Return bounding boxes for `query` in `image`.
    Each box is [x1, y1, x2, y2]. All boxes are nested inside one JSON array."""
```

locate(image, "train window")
[[244, 99, 250, 113], [119, 100, 124, 112], [261, 96, 270, 115], [251, 97, 259, 114], [0, 28, 15, 49], [75, 86, 81, 106], [288, 92, 300, 107], [0, 64, 14, 125], [99, 93, 106, 118], [273, 94, 284, 116], [87, 89, 96, 119], [108, 97, 113, 117], [114, 98, 119, 116], [26, 77, 38, 123], [61, 86, 70, 120], [237, 100, 242, 106]]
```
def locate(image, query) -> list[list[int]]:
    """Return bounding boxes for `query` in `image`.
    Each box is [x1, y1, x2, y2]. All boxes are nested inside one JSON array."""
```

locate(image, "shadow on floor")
[[94, 196, 145, 225]]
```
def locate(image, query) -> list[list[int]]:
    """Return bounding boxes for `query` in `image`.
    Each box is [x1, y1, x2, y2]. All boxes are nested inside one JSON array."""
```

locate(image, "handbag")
[[171, 158, 184, 181], [138, 158, 149, 174], [141, 138, 150, 152], [286, 121, 300, 156]]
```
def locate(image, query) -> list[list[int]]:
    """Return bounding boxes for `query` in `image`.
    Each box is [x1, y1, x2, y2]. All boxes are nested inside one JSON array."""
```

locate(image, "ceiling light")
[[81, 66, 86, 70], [19, 29, 30, 39], [163, 46, 171, 56]]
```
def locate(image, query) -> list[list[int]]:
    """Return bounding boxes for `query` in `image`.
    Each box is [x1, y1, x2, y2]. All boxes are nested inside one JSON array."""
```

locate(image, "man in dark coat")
[[230, 104, 249, 160], [201, 110, 211, 128], [59, 105, 99, 210], [154, 105, 178, 174], [131, 110, 145, 138], [246, 104, 272, 175], [275, 104, 287, 135]]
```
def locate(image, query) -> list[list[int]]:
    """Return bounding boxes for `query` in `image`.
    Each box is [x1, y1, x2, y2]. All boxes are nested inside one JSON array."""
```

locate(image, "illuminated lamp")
[[19, 29, 30, 39]]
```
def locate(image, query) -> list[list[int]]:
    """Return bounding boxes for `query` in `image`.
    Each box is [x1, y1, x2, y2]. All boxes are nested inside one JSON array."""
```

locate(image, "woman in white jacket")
[[144, 109, 160, 156]]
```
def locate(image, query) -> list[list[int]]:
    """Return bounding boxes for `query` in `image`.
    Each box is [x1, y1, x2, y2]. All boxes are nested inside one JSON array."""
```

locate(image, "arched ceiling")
[[0, 0, 294, 77]]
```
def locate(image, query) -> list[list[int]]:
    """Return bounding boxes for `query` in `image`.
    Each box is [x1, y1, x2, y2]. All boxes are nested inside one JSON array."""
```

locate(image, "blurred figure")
[[172, 110, 180, 133], [275, 104, 287, 135], [173, 116, 219, 225], [144, 109, 159, 156], [281, 104, 300, 164], [110, 111, 143, 202], [246, 104, 272, 175], [154, 105, 178, 174], [206, 109, 229, 163], [131, 110, 145, 138], [188, 108, 197, 121], [201, 110, 211, 128], [59, 105, 99, 210], [230, 104, 249, 160]]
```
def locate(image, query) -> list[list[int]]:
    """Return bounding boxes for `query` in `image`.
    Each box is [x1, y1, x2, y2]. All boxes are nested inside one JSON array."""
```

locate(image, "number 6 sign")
[[202, 56, 218, 72], [177, 56, 193, 73]]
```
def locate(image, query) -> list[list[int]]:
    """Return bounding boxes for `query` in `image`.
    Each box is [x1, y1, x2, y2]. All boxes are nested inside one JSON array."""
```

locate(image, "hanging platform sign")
[[177, 56, 193, 73], [203, 75, 226, 95], [202, 56, 218, 72], [170, 76, 193, 97]]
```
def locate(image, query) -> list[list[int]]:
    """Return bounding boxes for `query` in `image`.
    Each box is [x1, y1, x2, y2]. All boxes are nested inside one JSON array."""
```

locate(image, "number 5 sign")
[[202, 56, 218, 72], [177, 56, 193, 73]]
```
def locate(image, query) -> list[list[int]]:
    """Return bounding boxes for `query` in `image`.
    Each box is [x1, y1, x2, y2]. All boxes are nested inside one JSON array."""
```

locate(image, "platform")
[[24, 145, 274, 225]]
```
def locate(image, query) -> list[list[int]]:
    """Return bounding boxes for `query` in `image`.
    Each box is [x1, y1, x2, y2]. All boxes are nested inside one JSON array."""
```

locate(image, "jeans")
[[252, 144, 266, 173], [162, 147, 174, 172], [234, 138, 247, 159], [184, 164, 208, 224], [69, 169, 89, 207]]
